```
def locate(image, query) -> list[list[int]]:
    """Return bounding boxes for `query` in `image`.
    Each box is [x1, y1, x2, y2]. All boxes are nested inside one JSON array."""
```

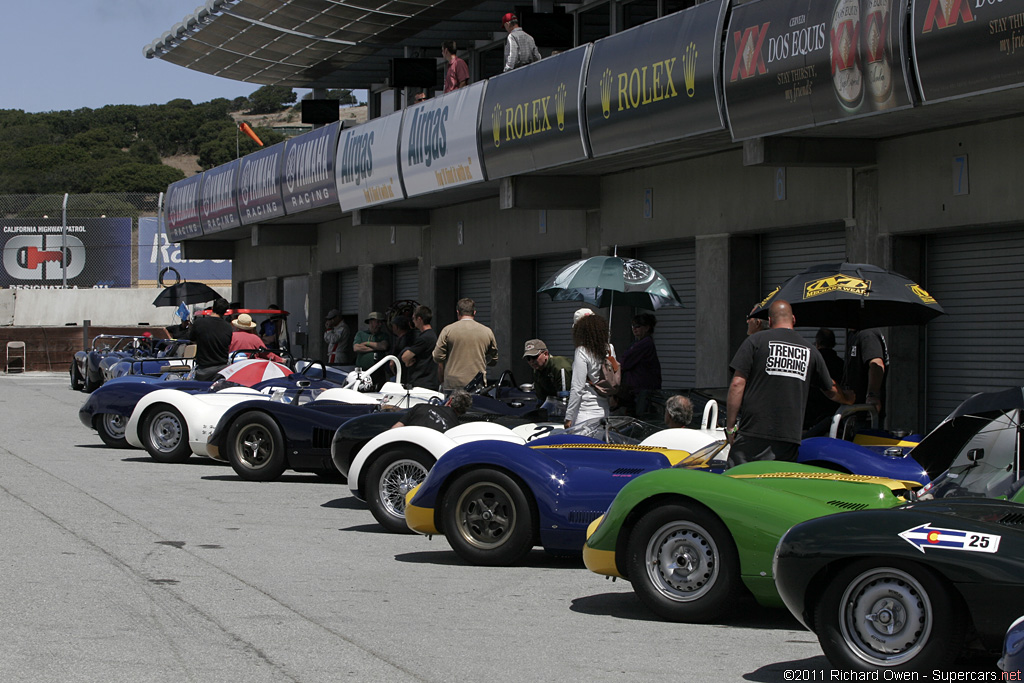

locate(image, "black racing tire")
[[141, 405, 192, 463], [84, 372, 101, 393], [365, 447, 434, 534], [70, 364, 85, 391], [813, 559, 963, 671], [625, 502, 741, 623], [226, 412, 287, 481], [441, 468, 535, 566], [95, 413, 129, 449]]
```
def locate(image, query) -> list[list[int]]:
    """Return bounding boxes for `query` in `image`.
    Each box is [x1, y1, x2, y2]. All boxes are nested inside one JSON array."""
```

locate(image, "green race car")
[[583, 460, 919, 622]]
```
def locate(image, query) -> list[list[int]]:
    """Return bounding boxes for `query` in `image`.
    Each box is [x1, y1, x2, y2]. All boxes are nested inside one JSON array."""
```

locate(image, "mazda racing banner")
[[584, 0, 727, 158], [400, 81, 486, 198], [481, 45, 590, 179], [913, 0, 1024, 102], [283, 120, 342, 214], [1, 217, 131, 288], [199, 159, 242, 235], [335, 111, 405, 211], [724, 0, 913, 140], [165, 174, 203, 241], [238, 142, 286, 225]]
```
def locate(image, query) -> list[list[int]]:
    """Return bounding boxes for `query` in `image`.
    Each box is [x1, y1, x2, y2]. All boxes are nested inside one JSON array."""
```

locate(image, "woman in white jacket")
[[565, 313, 612, 428]]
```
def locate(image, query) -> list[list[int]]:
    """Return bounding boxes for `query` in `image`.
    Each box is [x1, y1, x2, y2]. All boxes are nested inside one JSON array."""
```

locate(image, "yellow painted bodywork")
[[404, 484, 438, 535]]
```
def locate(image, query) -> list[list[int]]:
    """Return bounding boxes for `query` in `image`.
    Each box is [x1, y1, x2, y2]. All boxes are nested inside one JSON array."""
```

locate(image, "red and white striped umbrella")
[[216, 359, 292, 386]]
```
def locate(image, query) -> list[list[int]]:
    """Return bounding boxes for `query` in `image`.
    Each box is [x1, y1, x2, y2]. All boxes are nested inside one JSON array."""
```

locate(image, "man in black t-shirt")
[[725, 300, 850, 465], [188, 298, 233, 381], [401, 306, 440, 390], [391, 390, 472, 432], [842, 328, 889, 419]]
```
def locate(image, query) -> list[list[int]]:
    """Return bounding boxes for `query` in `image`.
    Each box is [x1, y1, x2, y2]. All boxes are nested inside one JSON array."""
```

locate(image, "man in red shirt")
[[442, 41, 469, 93]]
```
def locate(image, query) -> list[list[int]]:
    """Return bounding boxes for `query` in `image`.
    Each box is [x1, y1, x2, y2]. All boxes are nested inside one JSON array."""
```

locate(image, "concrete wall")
[[0, 287, 231, 327]]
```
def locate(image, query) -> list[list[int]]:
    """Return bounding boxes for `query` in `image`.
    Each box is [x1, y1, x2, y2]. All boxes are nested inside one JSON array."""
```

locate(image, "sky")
[[1, 1, 314, 113]]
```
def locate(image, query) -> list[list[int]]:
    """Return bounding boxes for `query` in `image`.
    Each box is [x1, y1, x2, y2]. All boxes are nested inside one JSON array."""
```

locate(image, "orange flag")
[[239, 122, 264, 146]]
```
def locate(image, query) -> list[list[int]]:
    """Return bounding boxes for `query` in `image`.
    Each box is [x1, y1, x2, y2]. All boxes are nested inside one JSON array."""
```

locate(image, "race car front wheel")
[[96, 413, 129, 449], [814, 560, 963, 671], [442, 468, 535, 566], [626, 502, 740, 623], [366, 446, 433, 534], [227, 413, 287, 482], [142, 405, 192, 463]]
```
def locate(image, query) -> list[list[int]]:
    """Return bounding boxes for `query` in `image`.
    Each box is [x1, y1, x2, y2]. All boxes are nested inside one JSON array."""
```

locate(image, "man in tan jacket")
[[432, 298, 498, 390]]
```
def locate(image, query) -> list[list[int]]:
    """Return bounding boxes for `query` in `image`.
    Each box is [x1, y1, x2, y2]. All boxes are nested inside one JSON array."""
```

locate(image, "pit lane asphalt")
[[0, 373, 843, 682]]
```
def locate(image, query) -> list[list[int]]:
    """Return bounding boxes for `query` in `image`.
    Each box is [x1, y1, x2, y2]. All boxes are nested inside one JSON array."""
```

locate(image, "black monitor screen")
[[301, 99, 340, 124], [390, 58, 439, 89]]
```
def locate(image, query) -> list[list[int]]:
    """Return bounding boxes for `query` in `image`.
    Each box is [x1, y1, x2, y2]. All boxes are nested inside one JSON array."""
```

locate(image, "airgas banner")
[[165, 174, 203, 241], [335, 111, 404, 211], [238, 142, 286, 225], [199, 159, 242, 235], [400, 81, 486, 198], [724, 0, 912, 140], [913, 0, 1024, 102], [283, 120, 341, 214], [480, 45, 590, 179], [585, 1, 727, 157], [1, 217, 131, 288], [137, 217, 231, 286]]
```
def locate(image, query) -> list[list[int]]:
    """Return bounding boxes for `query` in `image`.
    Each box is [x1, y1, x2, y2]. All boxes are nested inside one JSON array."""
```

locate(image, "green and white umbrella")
[[538, 256, 684, 310]]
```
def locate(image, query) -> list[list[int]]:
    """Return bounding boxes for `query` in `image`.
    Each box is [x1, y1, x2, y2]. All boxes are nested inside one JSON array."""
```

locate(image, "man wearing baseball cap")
[[523, 338, 572, 402], [502, 12, 541, 72], [353, 312, 389, 372]]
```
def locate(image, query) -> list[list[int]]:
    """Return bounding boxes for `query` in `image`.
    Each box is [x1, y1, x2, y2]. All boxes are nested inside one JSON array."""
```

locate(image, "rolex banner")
[[165, 174, 203, 242], [199, 159, 242, 235], [400, 81, 486, 198], [335, 110, 405, 211], [584, 0, 726, 158], [724, 0, 912, 141], [913, 0, 1024, 103], [480, 45, 590, 179]]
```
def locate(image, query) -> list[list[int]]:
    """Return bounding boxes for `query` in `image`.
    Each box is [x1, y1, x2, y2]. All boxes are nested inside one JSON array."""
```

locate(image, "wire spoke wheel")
[[379, 460, 428, 519]]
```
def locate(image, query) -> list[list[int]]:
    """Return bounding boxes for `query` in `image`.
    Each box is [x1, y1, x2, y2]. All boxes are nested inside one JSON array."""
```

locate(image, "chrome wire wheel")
[[453, 481, 517, 550], [235, 424, 274, 470], [150, 411, 183, 453], [378, 459, 428, 519], [644, 520, 720, 603], [839, 567, 932, 667]]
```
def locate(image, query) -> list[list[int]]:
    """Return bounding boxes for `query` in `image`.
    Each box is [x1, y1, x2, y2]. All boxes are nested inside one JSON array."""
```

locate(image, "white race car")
[[125, 355, 444, 463]]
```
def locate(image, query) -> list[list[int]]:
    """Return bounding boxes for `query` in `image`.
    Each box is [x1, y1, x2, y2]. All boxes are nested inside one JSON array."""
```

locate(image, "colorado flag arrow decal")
[[899, 523, 1001, 554]]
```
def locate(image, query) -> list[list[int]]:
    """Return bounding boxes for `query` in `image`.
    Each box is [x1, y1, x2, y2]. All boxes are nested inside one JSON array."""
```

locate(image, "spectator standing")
[[229, 314, 285, 363], [747, 305, 769, 335], [663, 395, 694, 429], [401, 306, 440, 390], [619, 313, 662, 415], [725, 300, 850, 465], [189, 297, 233, 381], [353, 312, 389, 370], [501, 13, 541, 72], [565, 313, 613, 428], [523, 339, 572, 402], [442, 41, 469, 93], [391, 390, 473, 432], [842, 328, 889, 419], [432, 298, 498, 390], [324, 309, 353, 365], [260, 304, 288, 353], [388, 315, 415, 381], [803, 327, 845, 433]]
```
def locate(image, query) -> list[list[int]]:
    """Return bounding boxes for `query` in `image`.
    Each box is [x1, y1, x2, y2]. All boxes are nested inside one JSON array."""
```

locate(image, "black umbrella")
[[152, 281, 221, 307], [750, 262, 944, 328]]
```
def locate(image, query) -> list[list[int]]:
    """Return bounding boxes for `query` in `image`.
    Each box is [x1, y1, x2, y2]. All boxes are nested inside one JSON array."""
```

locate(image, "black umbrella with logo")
[[749, 262, 944, 329], [151, 267, 221, 307]]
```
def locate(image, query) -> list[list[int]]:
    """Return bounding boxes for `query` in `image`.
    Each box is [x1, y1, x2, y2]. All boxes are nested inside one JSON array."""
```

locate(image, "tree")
[[325, 89, 357, 105], [94, 163, 185, 193], [247, 85, 297, 114]]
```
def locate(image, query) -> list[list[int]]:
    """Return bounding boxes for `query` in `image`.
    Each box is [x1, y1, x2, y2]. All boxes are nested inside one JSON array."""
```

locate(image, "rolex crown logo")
[[600, 68, 613, 119], [684, 42, 698, 97], [491, 104, 502, 148], [555, 83, 567, 131]]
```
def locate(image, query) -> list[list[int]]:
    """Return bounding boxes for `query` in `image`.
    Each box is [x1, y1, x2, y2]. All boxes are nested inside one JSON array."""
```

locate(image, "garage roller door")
[[458, 264, 491, 326], [536, 255, 581, 358], [635, 243, 696, 389], [393, 261, 419, 303], [339, 268, 359, 316], [926, 227, 1024, 428]]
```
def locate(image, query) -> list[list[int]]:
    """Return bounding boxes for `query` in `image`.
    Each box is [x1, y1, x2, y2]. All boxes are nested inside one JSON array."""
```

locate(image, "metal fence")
[[0, 193, 231, 289]]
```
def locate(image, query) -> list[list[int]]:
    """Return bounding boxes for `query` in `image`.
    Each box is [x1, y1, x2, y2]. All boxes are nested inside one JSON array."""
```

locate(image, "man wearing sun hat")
[[228, 313, 285, 363], [523, 339, 572, 402], [501, 12, 541, 72]]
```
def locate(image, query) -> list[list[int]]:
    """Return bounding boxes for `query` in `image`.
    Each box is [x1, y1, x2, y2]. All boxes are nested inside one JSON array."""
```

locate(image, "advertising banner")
[[1, 217, 131, 288], [137, 217, 232, 286], [165, 174, 203, 241], [724, 0, 912, 140], [481, 45, 590, 179], [199, 159, 242, 235], [335, 111, 405, 211], [238, 142, 286, 225], [584, 1, 727, 158], [913, 0, 1024, 102], [400, 81, 486, 198], [283, 120, 341, 214]]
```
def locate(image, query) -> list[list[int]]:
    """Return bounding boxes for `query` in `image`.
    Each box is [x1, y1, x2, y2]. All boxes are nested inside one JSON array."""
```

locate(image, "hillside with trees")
[[0, 86, 359, 195]]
